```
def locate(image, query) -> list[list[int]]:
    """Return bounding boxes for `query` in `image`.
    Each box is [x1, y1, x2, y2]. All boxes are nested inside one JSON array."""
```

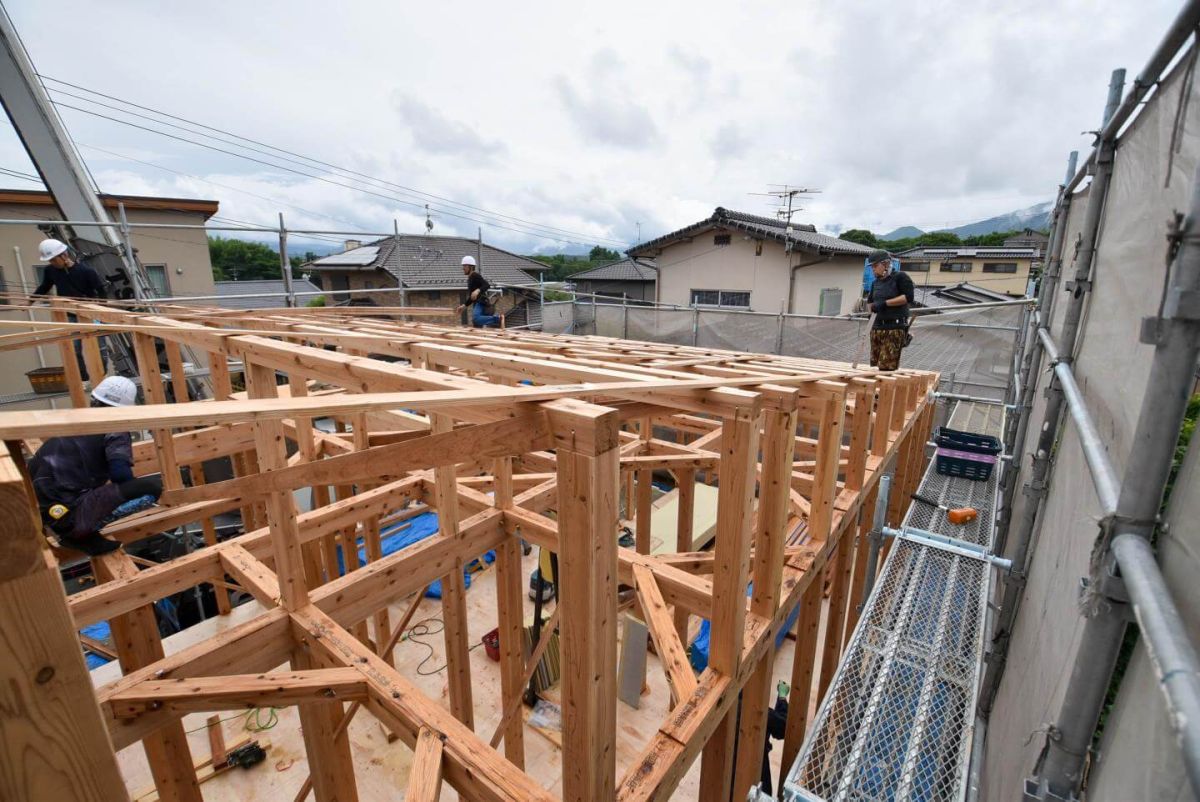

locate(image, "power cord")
[[402, 615, 484, 676]]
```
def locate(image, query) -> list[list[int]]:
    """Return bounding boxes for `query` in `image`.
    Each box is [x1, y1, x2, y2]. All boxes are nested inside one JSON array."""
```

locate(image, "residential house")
[[569, 258, 656, 304], [913, 281, 1016, 308], [627, 207, 873, 316], [215, 278, 324, 309], [304, 234, 547, 325], [0, 189, 219, 409], [896, 244, 1040, 297], [1002, 228, 1050, 249]]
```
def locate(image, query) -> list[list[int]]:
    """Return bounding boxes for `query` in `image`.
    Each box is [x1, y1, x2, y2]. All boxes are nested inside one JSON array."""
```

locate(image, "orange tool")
[[911, 493, 978, 525]]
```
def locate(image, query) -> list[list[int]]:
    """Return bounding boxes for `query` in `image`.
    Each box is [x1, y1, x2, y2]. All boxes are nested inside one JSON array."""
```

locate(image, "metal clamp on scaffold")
[[880, 524, 1013, 571]]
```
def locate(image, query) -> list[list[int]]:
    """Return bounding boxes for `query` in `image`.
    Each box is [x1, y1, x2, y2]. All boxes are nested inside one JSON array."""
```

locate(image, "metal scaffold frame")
[[0, 294, 938, 802]]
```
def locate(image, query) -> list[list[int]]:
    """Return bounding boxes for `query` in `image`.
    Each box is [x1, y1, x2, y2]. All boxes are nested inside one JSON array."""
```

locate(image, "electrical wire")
[[40, 77, 628, 247], [400, 615, 484, 676]]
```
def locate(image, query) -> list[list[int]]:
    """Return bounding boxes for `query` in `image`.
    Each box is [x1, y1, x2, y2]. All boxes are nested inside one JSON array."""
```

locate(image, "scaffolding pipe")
[[1033, 165, 1200, 799], [1110, 533, 1200, 792], [1036, 328, 1121, 516], [1063, 0, 1200, 194], [858, 473, 892, 610], [979, 71, 1125, 716]]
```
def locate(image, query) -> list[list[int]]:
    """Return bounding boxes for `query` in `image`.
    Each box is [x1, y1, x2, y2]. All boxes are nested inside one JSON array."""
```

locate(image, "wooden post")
[[731, 391, 799, 798], [492, 454, 526, 767], [0, 443, 127, 802], [635, 468, 652, 554], [672, 468, 695, 645], [808, 382, 848, 544], [780, 577, 824, 775], [50, 307, 87, 408], [555, 403, 620, 802], [93, 552, 203, 802], [352, 413, 392, 663], [431, 413, 474, 730], [699, 401, 762, 802], [244, 362, 358, 802]]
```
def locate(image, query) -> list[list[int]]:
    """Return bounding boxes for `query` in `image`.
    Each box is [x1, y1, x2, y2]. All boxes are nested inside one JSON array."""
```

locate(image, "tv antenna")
[[748, 184, 821, 252], [424, 204, 434, 234]]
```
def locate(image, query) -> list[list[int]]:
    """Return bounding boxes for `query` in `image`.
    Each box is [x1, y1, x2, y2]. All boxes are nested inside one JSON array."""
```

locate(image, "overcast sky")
[[0, 0, 1186, 254]]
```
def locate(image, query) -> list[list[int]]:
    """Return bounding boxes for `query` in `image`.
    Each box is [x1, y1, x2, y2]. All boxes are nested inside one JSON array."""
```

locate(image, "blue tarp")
[[337, 510, 495, 599], [687, 584, 802, 672], [80, 621, 112, 670]]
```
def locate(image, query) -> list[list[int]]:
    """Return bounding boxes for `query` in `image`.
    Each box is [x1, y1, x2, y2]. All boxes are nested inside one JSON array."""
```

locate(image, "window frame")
[[982, 262, 1019, 274], [903, 261, 931, 272], [939, 262, 973, 273], [690, 288, 750, 309], [143, 263, 171, 296]]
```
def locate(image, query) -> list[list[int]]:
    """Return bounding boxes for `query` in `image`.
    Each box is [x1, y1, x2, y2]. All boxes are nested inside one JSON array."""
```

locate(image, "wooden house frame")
[[0, 297, 936, 802]]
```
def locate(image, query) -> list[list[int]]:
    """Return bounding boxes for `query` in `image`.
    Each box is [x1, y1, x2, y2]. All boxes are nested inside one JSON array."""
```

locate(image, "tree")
[[839, 229, 879, 248], [208, 237, 290, 282], [589, 245, 622, 262]]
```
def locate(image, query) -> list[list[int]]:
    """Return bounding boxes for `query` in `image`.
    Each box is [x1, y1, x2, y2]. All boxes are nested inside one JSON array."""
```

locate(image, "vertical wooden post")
[[352, 413, 392, 663], [0, 444, 127, 802], [555, 403, 619, 802], [699, 400, 762, 802], [431, 413, 474, 730], [492, 453, 526, 767], [807, 382, 848, 544], [50, 307, 87, 408], [163, 341, 230, 614], [672, 468, 695, 645], [82, 334, 105, 386], [93, 553, 203, 802], [872, 376, 897, 457], [288, 375, 332, 590], [731, 389, 799, 798], [244, 361, 358, 802], [635, 468, 653, 554], [780, 577, 823, 774]]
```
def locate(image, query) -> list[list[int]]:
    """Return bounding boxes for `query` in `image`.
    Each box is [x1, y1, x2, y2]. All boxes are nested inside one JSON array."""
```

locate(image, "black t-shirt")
[[33, 258, 105, 298], [869, 271, 915, 329], [466, 271, 489, 303]]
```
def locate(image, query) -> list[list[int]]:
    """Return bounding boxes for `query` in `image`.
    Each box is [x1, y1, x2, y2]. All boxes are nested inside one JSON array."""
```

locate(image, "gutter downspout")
[[786, 253, 833, 314]]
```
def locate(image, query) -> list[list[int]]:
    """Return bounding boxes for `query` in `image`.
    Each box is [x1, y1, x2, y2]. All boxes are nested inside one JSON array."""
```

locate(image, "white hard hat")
[[39, 238, 69, 261], [461, 255, 476, 267], [91, 376, 137, 407]]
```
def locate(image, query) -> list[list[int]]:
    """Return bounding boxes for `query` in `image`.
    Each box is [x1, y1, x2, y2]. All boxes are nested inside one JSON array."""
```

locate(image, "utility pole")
[[278, 213, 295, 307]]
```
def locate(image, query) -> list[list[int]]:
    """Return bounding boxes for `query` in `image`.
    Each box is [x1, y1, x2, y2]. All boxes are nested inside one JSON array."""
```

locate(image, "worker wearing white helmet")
[[28, 375, 163, 555], [455, 254, 503, 328], [33, 238, 105, 300], [32, 238, 109, 380]]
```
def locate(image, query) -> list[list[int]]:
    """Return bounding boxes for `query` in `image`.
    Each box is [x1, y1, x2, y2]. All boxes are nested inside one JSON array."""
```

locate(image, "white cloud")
[[0, 0, 1184, 250]]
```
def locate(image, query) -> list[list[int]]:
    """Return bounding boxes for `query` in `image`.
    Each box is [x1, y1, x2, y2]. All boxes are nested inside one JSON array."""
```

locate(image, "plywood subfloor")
[[95, 546, 824, 800]]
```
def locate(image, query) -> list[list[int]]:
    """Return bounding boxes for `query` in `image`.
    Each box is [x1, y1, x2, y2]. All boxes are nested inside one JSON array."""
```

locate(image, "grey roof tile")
[[307, 235, 546, 289], [215, 279, 323, 309], [569, 258, 657, 281], [628, 207, 873, 257]]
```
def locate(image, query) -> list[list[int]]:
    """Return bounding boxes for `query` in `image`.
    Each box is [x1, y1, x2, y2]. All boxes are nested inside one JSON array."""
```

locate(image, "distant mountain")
[[880, 226, 924, 241], [939, 201, 1052, 238]]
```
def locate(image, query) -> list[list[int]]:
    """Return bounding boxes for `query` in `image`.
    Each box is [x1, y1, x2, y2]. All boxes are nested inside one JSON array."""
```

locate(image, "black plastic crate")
[[934, 427, 1001, 481]]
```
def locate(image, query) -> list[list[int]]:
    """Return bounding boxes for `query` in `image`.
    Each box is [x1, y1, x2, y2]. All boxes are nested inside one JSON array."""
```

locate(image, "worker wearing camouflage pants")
[[866, 249, 915, 372]]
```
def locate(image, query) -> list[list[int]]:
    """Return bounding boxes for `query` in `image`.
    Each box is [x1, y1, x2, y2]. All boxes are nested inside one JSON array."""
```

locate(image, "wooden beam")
[[632, 564, 697, 706], [406, 727, 446, 802], [107, 668, 369, 717], [0, 444, 127, 802]]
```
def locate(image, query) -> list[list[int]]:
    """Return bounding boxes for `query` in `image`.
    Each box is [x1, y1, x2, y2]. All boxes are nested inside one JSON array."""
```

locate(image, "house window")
[[982, 262, 1018, 273], [713, 233, 731, 246], [940, 262, 973, 273], [429, 290, 441, 300], [904, 261, 930, 272], [818, 288, 843, 316], [144, 264, 170, 296], [363, 280, 374, 289], [691, 289, 749, 308]]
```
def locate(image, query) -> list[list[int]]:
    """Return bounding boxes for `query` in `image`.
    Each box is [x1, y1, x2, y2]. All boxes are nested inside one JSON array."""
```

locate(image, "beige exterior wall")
[[902, 255, 1035, 296], [654, 230, 864, 316], [0, 202, 217, 410], [313, 267, 517, 320]]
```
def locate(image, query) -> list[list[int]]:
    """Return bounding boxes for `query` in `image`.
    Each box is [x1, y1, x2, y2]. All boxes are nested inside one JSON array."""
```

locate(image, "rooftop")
[[215, 278, 323, 309], [306, 234, 546, 289], [0, 188, 219, 218], [569, 257, 657, 282], [898, 245, 1041, 259], [628, 207, 874, 258]]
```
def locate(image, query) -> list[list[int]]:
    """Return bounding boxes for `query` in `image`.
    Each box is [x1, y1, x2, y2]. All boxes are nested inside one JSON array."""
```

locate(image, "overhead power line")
[[39, 75, 628, 248]]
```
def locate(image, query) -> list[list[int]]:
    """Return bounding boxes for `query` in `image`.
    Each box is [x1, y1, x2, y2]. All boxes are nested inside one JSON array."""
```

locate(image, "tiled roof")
[[215, 278, 324, 309], [569, 258, 657, 282], [306, 235, 546, 289], [914, 281, 1022, 308], [628, 207, 874, 258]]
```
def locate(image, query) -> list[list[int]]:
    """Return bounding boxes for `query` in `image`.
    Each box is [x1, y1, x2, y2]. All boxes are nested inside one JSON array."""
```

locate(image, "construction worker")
[[455, 255, 503, 328], [32, 238, 108, 377], [866, 249, 915, 372], [28, 376, 162, 556]]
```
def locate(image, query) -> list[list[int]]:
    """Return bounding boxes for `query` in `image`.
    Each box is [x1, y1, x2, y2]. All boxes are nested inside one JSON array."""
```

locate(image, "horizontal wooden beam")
[[107, 668, 368, 718]]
